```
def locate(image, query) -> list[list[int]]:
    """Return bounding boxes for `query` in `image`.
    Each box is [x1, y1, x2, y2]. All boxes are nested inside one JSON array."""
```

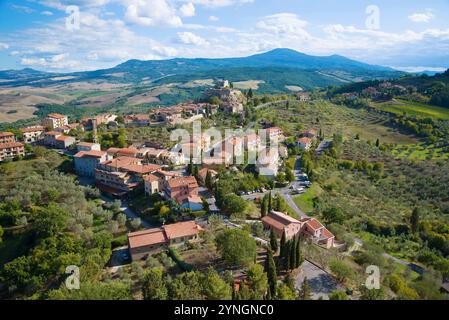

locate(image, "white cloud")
[[188, 0, 253, 8], [21, 53, 81, 69], [256, 13, 310, 39], [38, 0, 110, 10], [177, 32, 209, 46], [0, 43, 9, 51], [209, 15, 219, 22], [179, 2, 196, 17], [124, 0, 183, 27], [409, 12, 434, 23], [41, 10, 54, 16], [11, 5, 35, 14]]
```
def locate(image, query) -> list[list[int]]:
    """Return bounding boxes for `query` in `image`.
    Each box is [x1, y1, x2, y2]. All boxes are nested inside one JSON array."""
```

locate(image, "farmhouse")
[[128, 221, 202, 261], [262, 210, 335, 249], [296, 137, 312, 151], [0, 131, 16, 144]]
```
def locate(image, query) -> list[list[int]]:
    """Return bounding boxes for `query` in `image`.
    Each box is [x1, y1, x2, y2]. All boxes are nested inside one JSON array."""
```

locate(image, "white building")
[[74, 150, 111, 177], [42, 113, 68, 130]]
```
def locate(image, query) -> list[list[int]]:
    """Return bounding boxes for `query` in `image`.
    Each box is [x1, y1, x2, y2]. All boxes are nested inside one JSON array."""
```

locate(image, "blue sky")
[[0, 0, 448, 72]]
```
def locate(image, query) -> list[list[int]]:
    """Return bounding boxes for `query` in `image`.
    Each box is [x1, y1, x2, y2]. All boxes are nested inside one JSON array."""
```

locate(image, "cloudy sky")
[[0, 0, 448, 72]]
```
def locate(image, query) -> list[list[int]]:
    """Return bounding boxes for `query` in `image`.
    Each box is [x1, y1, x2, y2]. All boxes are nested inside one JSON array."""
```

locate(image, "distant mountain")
[[0, 49, 404, 92]]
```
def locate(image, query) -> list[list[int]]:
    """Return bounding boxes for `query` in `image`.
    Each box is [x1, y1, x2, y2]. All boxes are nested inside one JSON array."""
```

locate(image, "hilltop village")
[[1, 77, 448, 301]]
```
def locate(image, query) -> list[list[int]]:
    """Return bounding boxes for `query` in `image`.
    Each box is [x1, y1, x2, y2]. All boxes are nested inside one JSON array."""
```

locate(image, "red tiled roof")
[[20, 126, 44, 133], [0, 142, 23, 149], [167, 176, 198, 189], [143, 173, 160, 182], [296, 137, 312, 144], [0, 131, 14, 137], [163, 221, 201, 240], [77, 142, 98, 147], [305, 218, 324, 231], [128, 228, 167, 249], [74, 150, 106, 158], [322, 228, 334, 239], [55, 135, 73, 141], [47, 113, 66, 119]]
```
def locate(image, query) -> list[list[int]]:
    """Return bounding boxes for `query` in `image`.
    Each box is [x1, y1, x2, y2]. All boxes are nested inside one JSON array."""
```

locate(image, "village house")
[[262, 210, 335, 249], [0, 142, 25, 161], [297, 92, 311, 102], [124, 114, 151, 127], [296, 137, 312, 151], [128, 221, 202, 261], [55, 123, 81, 134], [163, 176, 199, 205], [143, 170, 182, 196], [256, 147, 280, 177], [41, 113, 68, 130], [95, 156, 161, 196], [20, 126, 44, 143], [106, 147, 140, 158], [74, 150, 111, 177], [76, 142, 101, 152], [43, 131, 75, 149], [81, 114, 117, 129], [0, 132, 16, 144]]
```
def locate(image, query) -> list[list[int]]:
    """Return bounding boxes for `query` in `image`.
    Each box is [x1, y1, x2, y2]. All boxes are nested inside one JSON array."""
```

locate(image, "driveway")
[[295, 260, 344, 300]]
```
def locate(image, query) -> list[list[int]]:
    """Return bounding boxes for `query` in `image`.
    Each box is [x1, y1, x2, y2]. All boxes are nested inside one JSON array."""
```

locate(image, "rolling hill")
[[0, 49, 403, 91]]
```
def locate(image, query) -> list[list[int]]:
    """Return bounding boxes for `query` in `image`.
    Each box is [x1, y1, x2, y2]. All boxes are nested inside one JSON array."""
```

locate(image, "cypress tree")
[[261, 197, 267, 217], [410, 207, 420, 234], [265, 249, 277, 299], [284, 240, 291, 271], [269, 229, 278, 253], [295, 237, 302, 268], [205, 170, 213, 189], [290, 238, 297, 270], [268, 192, 272, 212], [280, 230, 286, 257]]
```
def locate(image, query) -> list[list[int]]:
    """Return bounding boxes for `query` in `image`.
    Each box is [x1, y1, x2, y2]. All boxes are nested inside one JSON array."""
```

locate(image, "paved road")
[[295, 260, 344, 300], [315, 140, 331, 156], [240, 156, 309, 219]]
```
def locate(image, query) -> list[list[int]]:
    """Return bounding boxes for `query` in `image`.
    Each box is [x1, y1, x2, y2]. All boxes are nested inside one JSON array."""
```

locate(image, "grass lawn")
[[293, 184, 322, 215], [373, 99, 449, 120]]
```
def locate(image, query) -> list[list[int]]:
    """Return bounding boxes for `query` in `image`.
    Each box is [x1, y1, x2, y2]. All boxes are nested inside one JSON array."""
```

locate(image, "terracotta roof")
[[167, 176, 198, 189], [155, 170, 181, 178], [0, 142, 23, 149], [20, 126, 44, 133], [55, 135, 73, 141], [128, 228, 167, 249], [45, 131, 61, 136], [47, 113, 66, 119], [305, 218, 324, 231], [74, 150, 106, 158], [0, 132, 14, 137], [303, 129, 317, 136], [163, 221, 201, 240], [107, 147, 139, 156], [187, 195, 203, 204], [143, 173, 160, 182], [296, 137, 312, 144], [103, 156, 141, 168], [120, 163, 161, 174], [261, 215, 288, 232], [322, 228, 334, 239]]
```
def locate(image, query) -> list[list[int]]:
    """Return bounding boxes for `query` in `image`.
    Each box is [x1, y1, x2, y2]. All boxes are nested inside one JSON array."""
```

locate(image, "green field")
[[373, 99, 449, 120], [293, 184, 322, 215]]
